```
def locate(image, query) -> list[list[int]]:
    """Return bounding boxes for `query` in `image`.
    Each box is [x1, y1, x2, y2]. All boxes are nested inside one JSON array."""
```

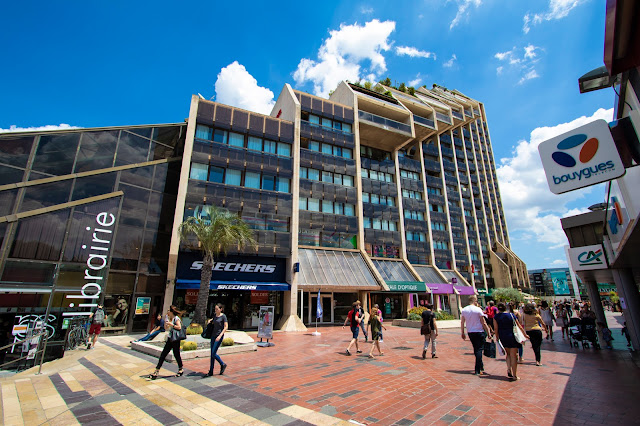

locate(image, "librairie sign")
[[538, 120, 625, 194]]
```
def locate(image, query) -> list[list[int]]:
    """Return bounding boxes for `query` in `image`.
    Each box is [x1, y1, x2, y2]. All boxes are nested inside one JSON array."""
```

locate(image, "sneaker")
[[432, 354, 438, 359], [219, 364, 227, 375], [87, 343, 92, 350], [346, 349, 351, 356], [422, 350, 426, 359], [356, 350, 362, 353]]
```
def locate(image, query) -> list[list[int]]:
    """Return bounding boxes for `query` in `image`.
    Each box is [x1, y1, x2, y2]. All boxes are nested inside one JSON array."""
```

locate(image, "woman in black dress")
[[494, 302, 528, 380]]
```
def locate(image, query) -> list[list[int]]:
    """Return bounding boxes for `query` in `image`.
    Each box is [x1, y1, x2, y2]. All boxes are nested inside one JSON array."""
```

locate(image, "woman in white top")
[[539, 300, 555, 341]]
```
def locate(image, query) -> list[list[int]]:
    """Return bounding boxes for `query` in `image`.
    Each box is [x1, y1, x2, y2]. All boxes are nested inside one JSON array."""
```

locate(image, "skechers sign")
[[538, 120, 625, 194], [176, 252, 286, 283]]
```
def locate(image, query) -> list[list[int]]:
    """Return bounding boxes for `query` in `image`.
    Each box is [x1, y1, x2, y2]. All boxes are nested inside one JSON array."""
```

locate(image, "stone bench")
[[101, 326, 126, 335]]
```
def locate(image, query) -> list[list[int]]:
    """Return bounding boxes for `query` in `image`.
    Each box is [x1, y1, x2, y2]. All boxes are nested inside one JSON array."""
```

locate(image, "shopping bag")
[[483, 341, 496, 358], [497, 339, 506, 356]]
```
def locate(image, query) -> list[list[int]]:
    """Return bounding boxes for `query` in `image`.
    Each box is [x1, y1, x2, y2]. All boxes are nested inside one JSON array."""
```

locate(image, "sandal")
[[368, 354, 374, 358], [150, 369, 159, 380], [175, 369, 184, 377]]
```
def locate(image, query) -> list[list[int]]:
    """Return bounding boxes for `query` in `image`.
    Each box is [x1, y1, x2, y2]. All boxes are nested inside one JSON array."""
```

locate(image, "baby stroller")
[[568, 317, 600, 349]]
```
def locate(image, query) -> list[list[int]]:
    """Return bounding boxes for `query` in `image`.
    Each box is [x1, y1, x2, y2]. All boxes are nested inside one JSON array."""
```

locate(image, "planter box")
[[392, 319, 422, 328], [131, 331, 257, 362]]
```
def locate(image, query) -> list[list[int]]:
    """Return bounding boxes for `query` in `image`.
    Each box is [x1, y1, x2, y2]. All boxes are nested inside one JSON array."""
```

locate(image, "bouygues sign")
[[538, 120, 625, 194]]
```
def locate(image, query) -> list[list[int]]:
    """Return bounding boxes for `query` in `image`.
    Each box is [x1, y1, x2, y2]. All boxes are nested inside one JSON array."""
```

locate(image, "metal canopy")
[[298, 249, 379, 288]]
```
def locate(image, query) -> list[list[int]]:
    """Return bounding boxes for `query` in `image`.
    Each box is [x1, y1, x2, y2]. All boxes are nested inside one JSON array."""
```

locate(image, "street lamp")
[[578, 66, 614, 93]]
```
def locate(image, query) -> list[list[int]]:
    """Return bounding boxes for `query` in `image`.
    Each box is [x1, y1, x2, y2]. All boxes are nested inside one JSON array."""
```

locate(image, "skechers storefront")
[[173, 252, 289, 329]]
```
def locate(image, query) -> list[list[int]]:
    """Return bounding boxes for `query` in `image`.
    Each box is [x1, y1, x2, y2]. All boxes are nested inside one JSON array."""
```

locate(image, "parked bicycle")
[[66, 318, 89, 350]]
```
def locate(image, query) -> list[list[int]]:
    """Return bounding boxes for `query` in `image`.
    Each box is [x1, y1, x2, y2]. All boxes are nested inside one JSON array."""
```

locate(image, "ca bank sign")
[[568, 244, 608, 271], [538, 120, 625, 194]]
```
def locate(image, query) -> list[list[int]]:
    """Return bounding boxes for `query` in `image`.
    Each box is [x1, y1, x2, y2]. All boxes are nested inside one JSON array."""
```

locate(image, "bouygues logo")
[[551, 133, 615, 185], [538, 119, 625, 195], [607, 196, 624, 235], [577, 248, 603, 266]]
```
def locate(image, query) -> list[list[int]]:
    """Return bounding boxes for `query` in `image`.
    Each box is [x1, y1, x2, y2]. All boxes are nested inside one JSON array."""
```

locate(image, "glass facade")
[[0, 125, 185, 341]]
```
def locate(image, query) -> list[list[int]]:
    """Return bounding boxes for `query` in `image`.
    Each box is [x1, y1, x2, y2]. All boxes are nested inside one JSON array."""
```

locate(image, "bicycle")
[[66, 320, 88, 350]]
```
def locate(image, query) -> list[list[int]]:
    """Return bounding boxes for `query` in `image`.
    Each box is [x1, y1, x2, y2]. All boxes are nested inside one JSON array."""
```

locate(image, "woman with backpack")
[[342, 301, 362, 355], [149, 305, 185, 379]]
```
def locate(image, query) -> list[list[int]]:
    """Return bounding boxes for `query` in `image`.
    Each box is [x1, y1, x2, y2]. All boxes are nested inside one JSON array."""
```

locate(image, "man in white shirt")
[[461, 295, 493, 376]]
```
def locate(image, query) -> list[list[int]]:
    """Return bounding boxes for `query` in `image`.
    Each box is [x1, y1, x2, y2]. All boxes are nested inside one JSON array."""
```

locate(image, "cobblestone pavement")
[[1, 312, 638, 425]]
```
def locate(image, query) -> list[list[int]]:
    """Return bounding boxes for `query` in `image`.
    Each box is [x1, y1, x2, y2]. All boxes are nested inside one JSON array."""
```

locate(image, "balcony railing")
[[435, 112, 452, 124], [464, 109, 473, 118], [452, 110, 464, 120], [358, 110, 412, 134], [413, 115, 436, 129]]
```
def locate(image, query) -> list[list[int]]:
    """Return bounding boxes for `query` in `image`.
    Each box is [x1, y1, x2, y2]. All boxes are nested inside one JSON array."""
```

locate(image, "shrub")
[[186, 323, 203, 335], [492, 288, 524, 303], [407, 313, 421, 321], [221, 337, 234, 346], [408, 306, 428, 316], [435, 311, 455, 321], [181, 341, 197, 351]]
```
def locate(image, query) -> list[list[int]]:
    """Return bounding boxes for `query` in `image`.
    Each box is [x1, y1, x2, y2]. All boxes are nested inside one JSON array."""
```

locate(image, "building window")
[[406, 231, 426, 241], [400, 169, 421, 181], [209, 166, 224, 183], [402, 189, 423, 200], [301, 138, 353, 159], [361, 168, 394, 183], [364, 218, 397, 231], [404, 210, 425, 221], [432, 221, 446, 231], [244, 172, 261, 189], [427, 187, 442, 196], [434, 241, 449, 250], [196, 125, 213, 141], [301, 112, 353, 134], [190, 163, 208, 180], [299, 167, 354, 187], [196, 125, 291, 157], [225, 169, 242, 186], [429, 204, 444, 213], [362, 193, 395, 206]]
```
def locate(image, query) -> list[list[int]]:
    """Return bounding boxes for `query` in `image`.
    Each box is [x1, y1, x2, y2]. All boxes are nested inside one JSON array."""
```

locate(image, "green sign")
[[386, 281, 426, 292], [62, 319, 70, 330]]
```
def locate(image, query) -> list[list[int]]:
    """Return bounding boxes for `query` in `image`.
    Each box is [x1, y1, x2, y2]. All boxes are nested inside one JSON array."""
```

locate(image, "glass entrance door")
[[309, 294, 332, 323]]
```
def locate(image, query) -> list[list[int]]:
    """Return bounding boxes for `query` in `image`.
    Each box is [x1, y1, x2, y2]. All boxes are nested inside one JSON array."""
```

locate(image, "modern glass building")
[[0, 80, 529, 338]]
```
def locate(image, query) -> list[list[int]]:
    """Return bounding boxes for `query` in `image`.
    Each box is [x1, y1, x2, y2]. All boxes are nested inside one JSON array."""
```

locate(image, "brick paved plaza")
[[1, 312, 638, 425]]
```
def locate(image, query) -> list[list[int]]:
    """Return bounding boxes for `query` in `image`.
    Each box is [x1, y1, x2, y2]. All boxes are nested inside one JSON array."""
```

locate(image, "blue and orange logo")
[[608, 196, 624, 235], [551, 134, 599, 168]]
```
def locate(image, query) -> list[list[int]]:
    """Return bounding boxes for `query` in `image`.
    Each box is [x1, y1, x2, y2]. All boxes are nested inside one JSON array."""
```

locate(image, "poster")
[[135, 297, 151, 315], [257, 306, 274, 339], [250, 291, 269, 305], [549, 270, 571, 296], [185, 290, 199, 305]]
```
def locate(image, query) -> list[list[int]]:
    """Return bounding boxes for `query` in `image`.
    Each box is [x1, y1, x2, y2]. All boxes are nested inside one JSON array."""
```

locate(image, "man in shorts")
[[342, 301, 362, 355], [87, 304, 105, 349]]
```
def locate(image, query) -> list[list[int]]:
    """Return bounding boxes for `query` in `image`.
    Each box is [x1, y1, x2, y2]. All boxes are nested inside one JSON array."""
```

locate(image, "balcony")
[[452, 110, 464, 121], [413, 114, 435, 129], [464, 109, 473, 118], [473, 108, 480, 116], [435, 112, 452, 125], [358, 110, 411, 134]]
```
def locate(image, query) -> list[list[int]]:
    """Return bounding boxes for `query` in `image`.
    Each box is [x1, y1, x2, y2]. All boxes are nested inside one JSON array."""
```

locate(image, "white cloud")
[[551, 259, 568, 266], [449, 0, 482, 30], [494, 45, 542, 85], [214, 61, 275, 115], [395, 46, 436, 60], [443, 54, 457, 68], [360, 6, 374, 14], [408, 75, 423, 87], [518, 69, 540, 85], [524, 0, 588, 33], [0, 123, 80, 133], [293, 19, 396, 97], [497, 108, 614, 249]]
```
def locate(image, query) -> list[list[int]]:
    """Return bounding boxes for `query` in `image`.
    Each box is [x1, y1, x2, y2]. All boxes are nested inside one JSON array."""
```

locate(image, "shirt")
[[461, 304, 485, 333], [523, 313, 544, 331], [154, 318, 165, 330], [211, 313, 227, 339]]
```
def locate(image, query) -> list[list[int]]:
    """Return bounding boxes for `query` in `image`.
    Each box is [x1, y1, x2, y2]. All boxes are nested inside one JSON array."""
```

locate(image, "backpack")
[[485, 306, 496, 319], [420, 311, 432, 335], [93, 308, 105, 324]]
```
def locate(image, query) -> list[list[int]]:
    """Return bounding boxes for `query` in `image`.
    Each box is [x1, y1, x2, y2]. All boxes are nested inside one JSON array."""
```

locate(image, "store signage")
[[386, 282, 427, 292], [257, 306, 274, 339], [135, 297, 151, 315], [250, 291, 269, 304], [569, 244, 607, 271], [177, 252, 286, 283], [185, 290, 199, 304], [64, 211, 116, 317], [538, 120, 625, 194]]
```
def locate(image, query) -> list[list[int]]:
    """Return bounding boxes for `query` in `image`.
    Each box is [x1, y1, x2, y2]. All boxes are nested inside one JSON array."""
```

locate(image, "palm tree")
[[178, 205, 257, 325]]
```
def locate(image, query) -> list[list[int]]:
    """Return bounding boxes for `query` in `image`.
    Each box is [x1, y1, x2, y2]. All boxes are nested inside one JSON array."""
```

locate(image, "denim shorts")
[[351, 326, 359, 339]]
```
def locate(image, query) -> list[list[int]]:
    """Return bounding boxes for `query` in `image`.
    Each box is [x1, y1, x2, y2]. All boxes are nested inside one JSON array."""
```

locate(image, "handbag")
[[483, 341, 496, 358], [169, 319, 187, 342], [201, 322, 213, 339], [512, 314, 526, 344]]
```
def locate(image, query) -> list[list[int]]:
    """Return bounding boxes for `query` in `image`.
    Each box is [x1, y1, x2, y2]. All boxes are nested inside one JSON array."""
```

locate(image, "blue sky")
[[0, 0, 614, 270]]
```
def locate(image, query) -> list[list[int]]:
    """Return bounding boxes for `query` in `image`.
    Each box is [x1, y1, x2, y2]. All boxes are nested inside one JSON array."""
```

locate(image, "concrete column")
[[612, 268, 640, 351], [584, 280, 607, 327]]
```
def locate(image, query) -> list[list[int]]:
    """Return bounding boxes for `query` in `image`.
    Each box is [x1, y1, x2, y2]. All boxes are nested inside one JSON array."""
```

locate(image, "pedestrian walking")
[[343, 301, 362, 355], [373, 304, 384, 342], [509, 302, 524, 363], [87, 304, 105, 349], [522, 303, 545, 366], [484, 301, 498, 332], [598, 322, 614, 349], [356, 300, 369, 342], [203, 303, 229, 377], [421, 303, 438, 359], [622, 322, 632, 347], [460, 295, 493, 376], [494, 302, 528, 380], [132, 313, 165, 343], [149, 305, 185, 379], [555, 304, 569, 339], [368, 307, 385, 358], [539, 301, 555, 341]]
